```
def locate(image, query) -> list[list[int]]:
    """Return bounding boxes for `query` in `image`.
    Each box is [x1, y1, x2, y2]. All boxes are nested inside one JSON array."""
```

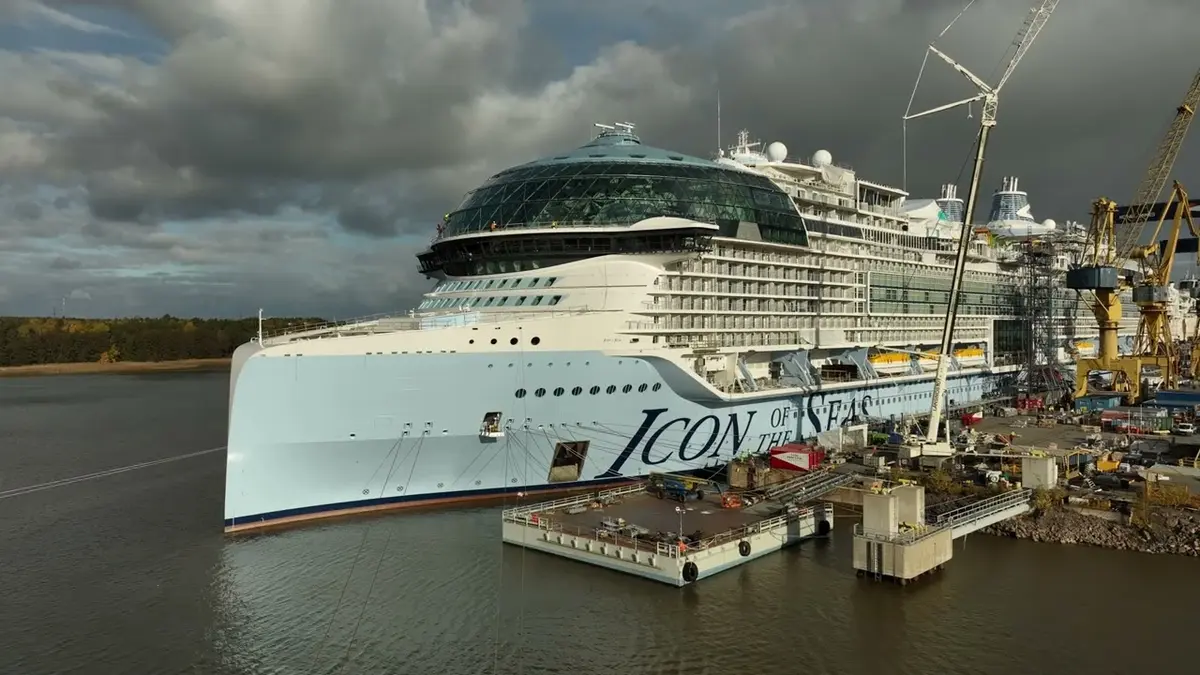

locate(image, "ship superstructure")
[[222, 123, 1176, 532]]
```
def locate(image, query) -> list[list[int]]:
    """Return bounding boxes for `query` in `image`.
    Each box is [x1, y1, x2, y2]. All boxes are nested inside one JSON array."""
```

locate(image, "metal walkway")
[[932, 488, 1034, 538], [760, 468, 858, 503]]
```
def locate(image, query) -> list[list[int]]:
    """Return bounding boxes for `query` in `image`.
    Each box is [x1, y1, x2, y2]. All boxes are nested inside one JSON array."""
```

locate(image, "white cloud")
[[0, 0, 1197, 318]]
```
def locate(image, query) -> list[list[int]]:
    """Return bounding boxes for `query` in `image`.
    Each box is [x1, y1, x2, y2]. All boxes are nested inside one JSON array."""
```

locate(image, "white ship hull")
[[225, 343, 1009, 530]]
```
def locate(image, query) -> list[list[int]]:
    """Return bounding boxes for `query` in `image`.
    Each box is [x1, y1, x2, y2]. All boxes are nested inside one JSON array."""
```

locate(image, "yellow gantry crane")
[[1068, 68, 1200, 402]]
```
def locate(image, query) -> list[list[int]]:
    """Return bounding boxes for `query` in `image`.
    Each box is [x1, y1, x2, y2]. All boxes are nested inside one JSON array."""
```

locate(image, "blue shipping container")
[[1075, 395, 1122, 411], [1149, 389, 1200, 406]]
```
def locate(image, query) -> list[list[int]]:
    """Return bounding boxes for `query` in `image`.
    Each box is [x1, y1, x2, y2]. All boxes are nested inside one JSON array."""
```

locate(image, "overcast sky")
[[1, 0, 1197, 319]]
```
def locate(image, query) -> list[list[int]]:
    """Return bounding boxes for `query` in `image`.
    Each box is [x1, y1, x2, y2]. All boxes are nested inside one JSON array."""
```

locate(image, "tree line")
[[0, 315, 323, 367]]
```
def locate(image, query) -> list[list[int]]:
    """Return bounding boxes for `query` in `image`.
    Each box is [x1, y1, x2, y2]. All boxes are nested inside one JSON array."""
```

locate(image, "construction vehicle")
[[1068, 68, 1200, 403], [647, 472, 718, 502]]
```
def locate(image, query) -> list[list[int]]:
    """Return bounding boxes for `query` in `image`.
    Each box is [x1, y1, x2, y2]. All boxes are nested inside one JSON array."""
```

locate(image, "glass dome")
[[441, 130, 808, 246]]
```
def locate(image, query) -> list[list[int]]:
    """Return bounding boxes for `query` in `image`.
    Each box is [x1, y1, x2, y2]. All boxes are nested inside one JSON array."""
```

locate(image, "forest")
[[0, 315, 322, 367]]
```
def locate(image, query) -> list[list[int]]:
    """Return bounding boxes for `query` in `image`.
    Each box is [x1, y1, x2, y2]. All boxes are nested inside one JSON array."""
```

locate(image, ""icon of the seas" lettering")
[[805, 392, 873, 435], [596, 408, 757, 478], [595, 394, 874, 478]]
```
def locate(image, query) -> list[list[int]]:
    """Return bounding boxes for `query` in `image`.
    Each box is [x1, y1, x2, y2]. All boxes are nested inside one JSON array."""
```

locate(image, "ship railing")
[[261, 312, 400, 340], [681, 503, 832, 556], [507, 516, 670, 557], [501, 482, 646, 521], [852, 522, 945, 545], [262, 308, 605, 342]]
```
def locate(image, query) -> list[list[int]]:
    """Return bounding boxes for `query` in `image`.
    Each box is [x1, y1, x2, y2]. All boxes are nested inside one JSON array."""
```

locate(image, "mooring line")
[[0, 446, 226, 500]]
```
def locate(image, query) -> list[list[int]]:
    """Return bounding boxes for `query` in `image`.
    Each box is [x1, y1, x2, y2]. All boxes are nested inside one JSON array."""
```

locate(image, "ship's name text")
[[596, 407, 760, 479], [596, 394, 873, 478]]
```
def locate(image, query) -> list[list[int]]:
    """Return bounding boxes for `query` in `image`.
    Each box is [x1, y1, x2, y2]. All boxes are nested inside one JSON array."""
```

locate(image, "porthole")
[[469, 339, 475, 344], [437, 482, 444, 488], [490, 338, 497, 344], [510, 337, 518, 345], [652, 383, 662, 392], [535, 388, 546, 397], [621, 384, 632, 394], [571, 386, 583, 396], [605, 385, 616, 394], [531, 337, 541, 345], [553, 387, 565, 397], [638, 384, 648, 393], [589, 386, 600, 395], [515, 388, 527, 398]]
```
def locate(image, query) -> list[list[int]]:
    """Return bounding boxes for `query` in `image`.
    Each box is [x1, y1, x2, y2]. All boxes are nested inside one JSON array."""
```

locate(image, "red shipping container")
[[769, 444, 825, 471]]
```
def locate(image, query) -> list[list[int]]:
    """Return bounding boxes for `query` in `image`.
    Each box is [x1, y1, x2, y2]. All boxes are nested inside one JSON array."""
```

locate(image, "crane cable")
[[902, 0, 976, 191]]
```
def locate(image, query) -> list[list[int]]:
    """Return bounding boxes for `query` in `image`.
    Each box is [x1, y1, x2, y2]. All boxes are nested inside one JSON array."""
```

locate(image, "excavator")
[[1067, 68, 1200, 404]]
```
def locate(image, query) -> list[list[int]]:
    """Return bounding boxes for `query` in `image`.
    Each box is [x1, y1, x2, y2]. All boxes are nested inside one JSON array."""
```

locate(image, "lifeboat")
[[953, 346, 987, 368], [867, 351, 913, 375]]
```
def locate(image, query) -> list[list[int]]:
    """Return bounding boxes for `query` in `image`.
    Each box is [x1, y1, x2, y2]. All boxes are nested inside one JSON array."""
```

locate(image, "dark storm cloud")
[[12, 200, 42, 220], [48, 255, 81, 270], [2, 0, 1199, 317]]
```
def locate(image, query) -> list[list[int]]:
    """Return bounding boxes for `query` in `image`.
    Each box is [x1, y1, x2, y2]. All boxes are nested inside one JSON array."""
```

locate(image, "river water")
[[0, 373, 1194, 675]]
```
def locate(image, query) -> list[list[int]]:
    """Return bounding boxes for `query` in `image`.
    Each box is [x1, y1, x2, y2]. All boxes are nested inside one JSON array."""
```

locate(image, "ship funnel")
[[936, 184, 965, 223], [988, 176, 1034, 224]]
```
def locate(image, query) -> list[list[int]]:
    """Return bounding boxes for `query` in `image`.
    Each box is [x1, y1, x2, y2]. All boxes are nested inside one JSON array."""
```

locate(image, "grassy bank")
[[0, 358, 232, 378]]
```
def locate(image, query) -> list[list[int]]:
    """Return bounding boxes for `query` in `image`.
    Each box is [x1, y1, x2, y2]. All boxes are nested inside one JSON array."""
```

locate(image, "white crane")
[[903, 0, 1061, 450]]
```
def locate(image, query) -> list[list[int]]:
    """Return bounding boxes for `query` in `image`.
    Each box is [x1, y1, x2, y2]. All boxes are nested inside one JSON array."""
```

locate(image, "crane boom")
[[994, 1, 1060, 91], [921, 0, 1060, 445], [1114, 70, 1200, 262]]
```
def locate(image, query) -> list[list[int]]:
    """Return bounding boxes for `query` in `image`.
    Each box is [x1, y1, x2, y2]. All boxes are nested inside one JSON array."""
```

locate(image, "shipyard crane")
[[902, 0, 1059, 452], [1067, 68, 1200, 402]]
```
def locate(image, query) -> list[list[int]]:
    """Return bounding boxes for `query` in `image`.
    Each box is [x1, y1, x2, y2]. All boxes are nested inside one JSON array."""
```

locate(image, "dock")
[[852, 455, 1055, 584], [501, 475, 842, 586]]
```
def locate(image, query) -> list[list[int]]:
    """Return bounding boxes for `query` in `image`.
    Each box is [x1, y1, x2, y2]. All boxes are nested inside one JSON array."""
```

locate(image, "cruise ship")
[[224, 123, 1151, 531]]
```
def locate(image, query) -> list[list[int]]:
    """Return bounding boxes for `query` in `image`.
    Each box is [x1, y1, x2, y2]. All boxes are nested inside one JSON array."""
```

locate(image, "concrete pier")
[[853, 485, 952, 584], [853, 484, 1034, 584]]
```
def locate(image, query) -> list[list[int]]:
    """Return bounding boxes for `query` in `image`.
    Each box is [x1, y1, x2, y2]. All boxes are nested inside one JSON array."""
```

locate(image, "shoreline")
[[918, 482, 1200, 558], [0, 358, 232, 378], [980, 502, 1200, 557]]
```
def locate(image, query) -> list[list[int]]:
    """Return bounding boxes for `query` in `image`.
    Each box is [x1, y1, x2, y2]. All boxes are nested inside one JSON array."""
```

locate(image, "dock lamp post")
[[675, 505, 684, 539]]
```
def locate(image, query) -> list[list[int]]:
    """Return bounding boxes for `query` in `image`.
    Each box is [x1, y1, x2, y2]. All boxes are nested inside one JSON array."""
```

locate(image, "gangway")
[[853, 485, 1036, 584], [759, 468, 857, 503], [932, 488, 1034, 538]]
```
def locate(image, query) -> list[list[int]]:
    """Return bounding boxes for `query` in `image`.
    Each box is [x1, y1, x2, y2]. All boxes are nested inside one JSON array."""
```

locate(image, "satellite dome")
[[1042, 218, 1057, 229], [766, 142, 788, 162], [811, 149, 832, 167]]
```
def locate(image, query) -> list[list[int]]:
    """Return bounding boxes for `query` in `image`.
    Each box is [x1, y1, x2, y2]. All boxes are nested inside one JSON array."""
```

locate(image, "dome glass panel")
[[441, 133, 807, 246]]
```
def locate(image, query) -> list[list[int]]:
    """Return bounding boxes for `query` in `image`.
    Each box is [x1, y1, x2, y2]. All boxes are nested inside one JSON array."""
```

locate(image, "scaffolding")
[[1014, 237, 1077, 402]]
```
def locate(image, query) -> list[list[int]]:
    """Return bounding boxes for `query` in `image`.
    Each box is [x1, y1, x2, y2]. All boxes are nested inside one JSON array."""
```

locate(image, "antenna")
[[614, 122, 635, 131], [593, 123, 615, 131], [716, 83, 722, 153], [902, 0, 1060, 444]]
